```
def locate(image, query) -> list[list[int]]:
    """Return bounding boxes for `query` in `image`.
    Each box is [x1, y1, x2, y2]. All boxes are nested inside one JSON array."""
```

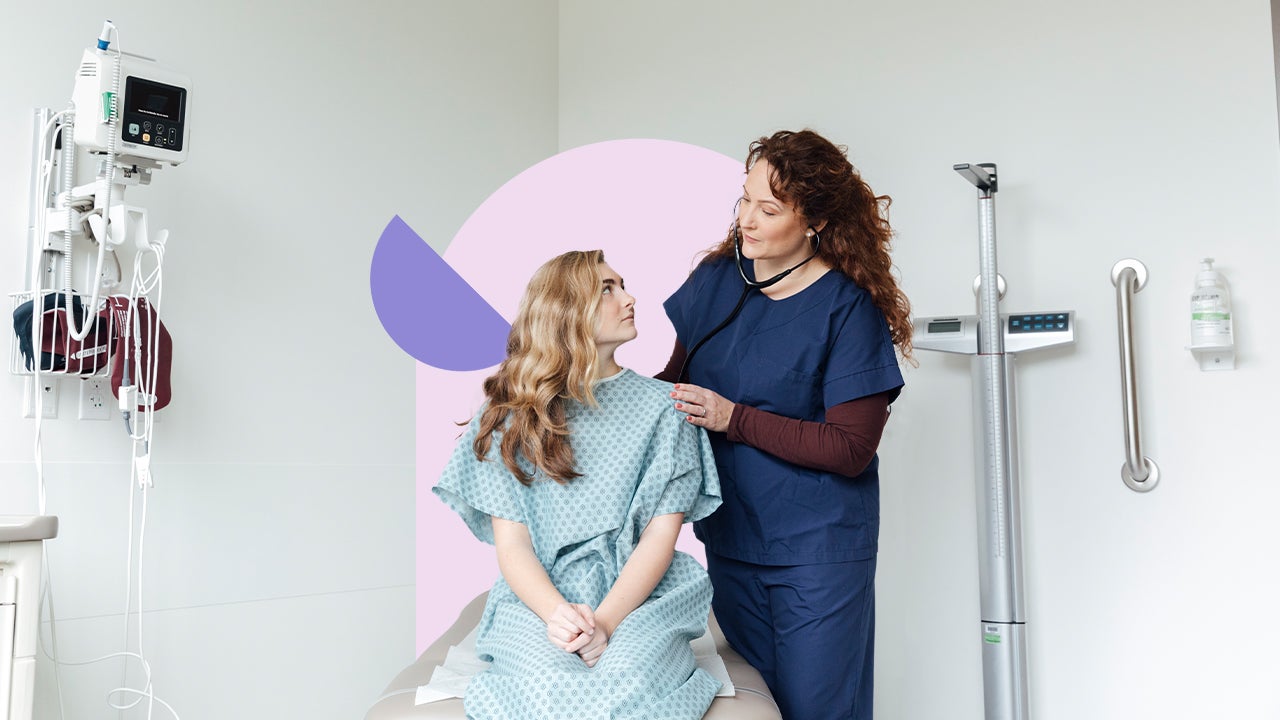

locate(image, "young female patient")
[[434, 250, 723, 719]]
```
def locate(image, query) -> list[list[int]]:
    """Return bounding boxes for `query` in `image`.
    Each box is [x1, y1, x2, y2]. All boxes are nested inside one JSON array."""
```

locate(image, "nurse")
[[659, 129, 914, 720]]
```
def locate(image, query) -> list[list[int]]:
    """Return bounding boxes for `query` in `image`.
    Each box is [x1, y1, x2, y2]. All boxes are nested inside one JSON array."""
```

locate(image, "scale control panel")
[[912, 311, 1075, 355], [1008, 312, 1069, 334]]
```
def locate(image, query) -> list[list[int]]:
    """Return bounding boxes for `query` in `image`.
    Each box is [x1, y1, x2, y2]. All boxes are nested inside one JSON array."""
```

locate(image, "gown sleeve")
[[616, 401, 722, 561], [654, 409, 722, 523], [432, 415, 527, 545]]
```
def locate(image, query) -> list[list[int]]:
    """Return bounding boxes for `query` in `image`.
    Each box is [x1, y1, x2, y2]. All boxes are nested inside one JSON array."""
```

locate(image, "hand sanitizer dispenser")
[[1188, 258, 1235, 371]]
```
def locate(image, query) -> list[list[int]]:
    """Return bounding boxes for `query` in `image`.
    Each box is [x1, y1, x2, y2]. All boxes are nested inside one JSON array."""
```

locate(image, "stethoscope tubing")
[[675, 230, 820, 383]]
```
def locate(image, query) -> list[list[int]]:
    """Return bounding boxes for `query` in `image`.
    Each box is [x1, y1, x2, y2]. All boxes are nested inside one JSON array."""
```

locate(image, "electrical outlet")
[[78, 377, 112, 420], [22, 376, 59, 419]]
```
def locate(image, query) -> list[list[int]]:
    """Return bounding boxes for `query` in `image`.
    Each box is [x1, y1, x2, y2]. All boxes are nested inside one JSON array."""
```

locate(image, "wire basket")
[[8, 290, 115, 378]]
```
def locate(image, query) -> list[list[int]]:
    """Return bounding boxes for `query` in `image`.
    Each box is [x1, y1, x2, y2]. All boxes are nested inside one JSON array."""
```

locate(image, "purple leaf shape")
[[370, 215, 509, 371]]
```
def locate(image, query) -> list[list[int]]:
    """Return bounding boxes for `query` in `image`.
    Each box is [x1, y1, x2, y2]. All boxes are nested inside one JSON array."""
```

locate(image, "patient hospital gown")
[[434, 369, 723, 720]]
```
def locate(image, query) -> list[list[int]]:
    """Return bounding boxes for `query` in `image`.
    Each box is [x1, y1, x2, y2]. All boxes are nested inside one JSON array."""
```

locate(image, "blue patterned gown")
[[434, 369, 723, 720]]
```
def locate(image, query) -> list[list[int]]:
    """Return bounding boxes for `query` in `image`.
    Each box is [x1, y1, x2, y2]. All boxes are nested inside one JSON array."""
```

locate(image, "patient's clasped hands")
[[546, 601, 610, 667]]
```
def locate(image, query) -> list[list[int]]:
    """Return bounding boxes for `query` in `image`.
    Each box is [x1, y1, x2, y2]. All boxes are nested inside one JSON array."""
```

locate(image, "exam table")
[[1, 515, 58, 720], [364, 592, 781, 719]]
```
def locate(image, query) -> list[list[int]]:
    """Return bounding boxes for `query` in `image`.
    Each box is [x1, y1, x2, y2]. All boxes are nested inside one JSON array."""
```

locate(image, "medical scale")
[[912, 163, 1074, 720]]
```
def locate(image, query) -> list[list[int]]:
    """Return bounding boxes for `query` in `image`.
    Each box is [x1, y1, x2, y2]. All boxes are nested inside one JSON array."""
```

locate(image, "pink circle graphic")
[[416, 139, 742, 650]]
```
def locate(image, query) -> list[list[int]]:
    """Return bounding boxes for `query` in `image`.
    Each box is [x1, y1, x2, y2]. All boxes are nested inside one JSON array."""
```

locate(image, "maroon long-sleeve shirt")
[[656, 340, 890, 476]]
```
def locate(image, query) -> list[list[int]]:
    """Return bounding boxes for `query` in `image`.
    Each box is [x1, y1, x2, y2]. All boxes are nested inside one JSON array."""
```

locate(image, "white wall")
[[558, 1, 1280, 718], [0, 2, 557, 719]]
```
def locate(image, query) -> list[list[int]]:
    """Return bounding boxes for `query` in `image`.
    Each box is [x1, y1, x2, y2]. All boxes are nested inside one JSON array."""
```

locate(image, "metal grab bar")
[[1111, 259, 1160, 492]]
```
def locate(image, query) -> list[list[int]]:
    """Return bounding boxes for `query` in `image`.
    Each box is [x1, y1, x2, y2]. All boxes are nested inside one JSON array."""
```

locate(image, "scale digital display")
[[928, 319, 963, 333]]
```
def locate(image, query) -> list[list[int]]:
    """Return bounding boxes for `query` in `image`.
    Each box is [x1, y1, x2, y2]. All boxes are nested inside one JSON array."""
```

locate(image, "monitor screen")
[[124, 76, 185, 122]]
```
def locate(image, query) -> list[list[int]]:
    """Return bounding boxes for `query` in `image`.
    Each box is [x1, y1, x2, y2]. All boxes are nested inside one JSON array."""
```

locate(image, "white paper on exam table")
[[415, 626, 735, 705]]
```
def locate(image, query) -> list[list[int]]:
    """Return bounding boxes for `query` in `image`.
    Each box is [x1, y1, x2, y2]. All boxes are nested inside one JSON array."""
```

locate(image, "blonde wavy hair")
[[472, 250, 607, 485]]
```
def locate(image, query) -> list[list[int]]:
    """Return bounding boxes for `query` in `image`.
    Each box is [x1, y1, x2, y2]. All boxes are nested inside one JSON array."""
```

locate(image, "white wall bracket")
[[1188, 343, 1235, 371]]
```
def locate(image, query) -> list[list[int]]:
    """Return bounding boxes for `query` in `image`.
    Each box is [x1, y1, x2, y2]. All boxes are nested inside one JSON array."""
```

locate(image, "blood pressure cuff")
[[11, 293, 112, 374], [105, 296, 173, 412]]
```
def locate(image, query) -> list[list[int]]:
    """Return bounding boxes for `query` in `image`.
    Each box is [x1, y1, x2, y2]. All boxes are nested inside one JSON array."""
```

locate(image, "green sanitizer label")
[[983, 626, 1002, 644]]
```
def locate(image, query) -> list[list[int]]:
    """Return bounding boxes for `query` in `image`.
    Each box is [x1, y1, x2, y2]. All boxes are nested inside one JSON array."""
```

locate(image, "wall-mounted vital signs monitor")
[[72, 48, 191, 165]]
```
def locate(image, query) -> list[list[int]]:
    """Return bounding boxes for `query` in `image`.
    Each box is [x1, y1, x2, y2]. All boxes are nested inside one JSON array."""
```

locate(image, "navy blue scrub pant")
[[707, 553, 876, 720]]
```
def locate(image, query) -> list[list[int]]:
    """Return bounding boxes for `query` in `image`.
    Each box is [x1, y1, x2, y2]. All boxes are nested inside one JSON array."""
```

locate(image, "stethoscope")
[[675, 226, 822, 383]]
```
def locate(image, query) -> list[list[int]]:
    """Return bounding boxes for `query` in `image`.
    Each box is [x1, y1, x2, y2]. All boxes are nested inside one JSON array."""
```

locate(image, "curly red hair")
[[707, 129, 914, 360]]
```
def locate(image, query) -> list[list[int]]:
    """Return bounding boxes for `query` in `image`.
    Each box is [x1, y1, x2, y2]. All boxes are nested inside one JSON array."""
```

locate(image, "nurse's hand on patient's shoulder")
[[546, 602, 596, 653], [576, 625, 610, 668], [672, 383, 735, 433]]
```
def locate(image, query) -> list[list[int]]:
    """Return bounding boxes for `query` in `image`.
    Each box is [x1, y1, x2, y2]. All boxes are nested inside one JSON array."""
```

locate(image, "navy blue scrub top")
[[664, 257, 904, 566]]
